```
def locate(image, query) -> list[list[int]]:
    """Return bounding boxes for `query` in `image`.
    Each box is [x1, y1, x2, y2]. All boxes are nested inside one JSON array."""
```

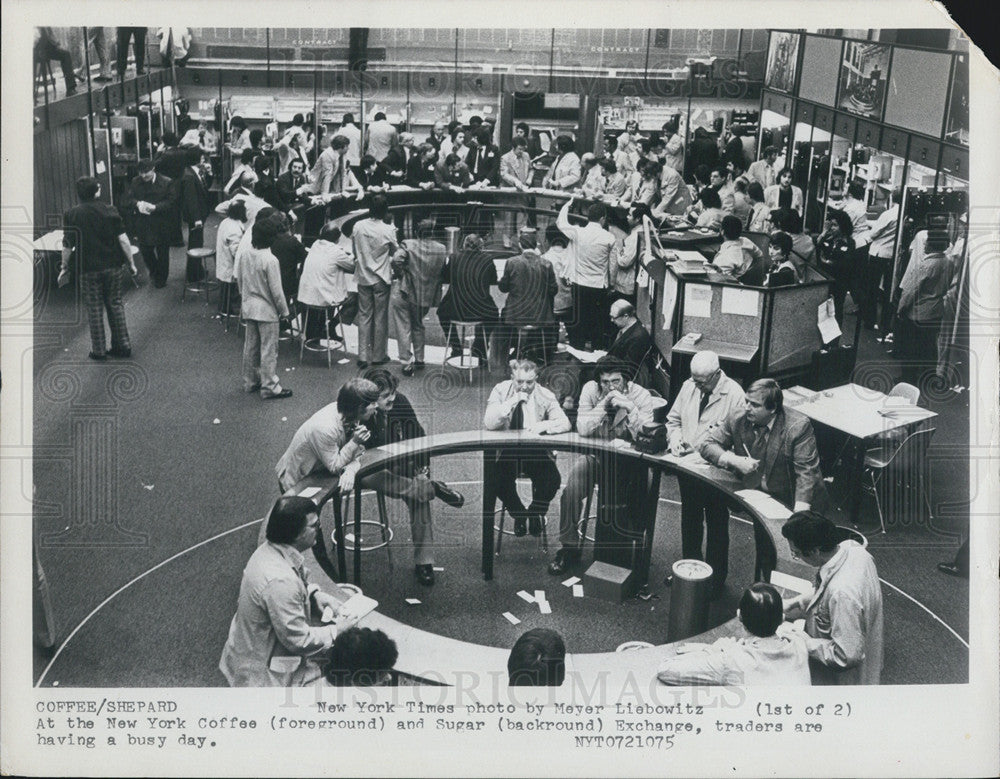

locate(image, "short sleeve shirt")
[[63, 202, 126, 273]]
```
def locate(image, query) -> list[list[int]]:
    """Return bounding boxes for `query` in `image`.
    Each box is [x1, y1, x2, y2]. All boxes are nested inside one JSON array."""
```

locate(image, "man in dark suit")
[[357, 154, 389, 191], [121, 159, 175, 287], [406, 144, 438, 189], [179, 147, 211, 280], [382, 133, 416, 185], [700, 378, 827, 513], [465, 128, 501, 186], [275, 157, 311, 226], [606, 299, 654, 388], [155, 132, 188, 246], [426, 121, 448, 153]]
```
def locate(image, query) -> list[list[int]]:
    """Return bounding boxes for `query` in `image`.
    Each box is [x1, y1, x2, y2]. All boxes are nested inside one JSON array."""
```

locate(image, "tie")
[[698, 391, 710, 419], [750, 424, 768, 459], [510, 400, 525, 431]]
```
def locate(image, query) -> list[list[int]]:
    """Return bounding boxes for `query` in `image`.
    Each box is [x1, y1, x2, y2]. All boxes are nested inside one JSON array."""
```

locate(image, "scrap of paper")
[[405, 598, 422, 605], [517, 590, 535, 603], [502, 612, 521, 625], [298, 486, 321, 498], [562, 576, 581, 587], [539, 601, 552, 615], [573, 584, 584, 598], [534, 590, 546, 602]]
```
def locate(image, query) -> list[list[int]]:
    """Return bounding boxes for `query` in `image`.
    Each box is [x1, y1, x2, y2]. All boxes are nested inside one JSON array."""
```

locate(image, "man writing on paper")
[[699, 378, 826, 513], [220, 496, 360, 687], [665, 351, 746, 598]]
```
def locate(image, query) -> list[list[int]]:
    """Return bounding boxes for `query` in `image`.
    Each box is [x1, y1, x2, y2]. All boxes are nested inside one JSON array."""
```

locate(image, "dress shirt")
[[500, 149, 532, 187], [351, 217, 399, 286], [866, 203, 899, 259], [604, 171, 628, 199], [833, 196, 871, 247], [338, 122, 362, 167], [365, 119, 398, 163], [624, 173, 659, 207], [235, 246, 289, 323], [897, 249, 952, 323], [656, 632, 811, 686], [297, 239, 356, 308], [666, 372, 746, 452], [275, 402, 365, 491], [576, 380, 657, 441], [790, 232, 816, 264], [662, 133, 684, 173], [713, 238, 763, 278], [747, 202, 771, 233], [695, 208, 725, 231], [541, 246, 574, 314], [746, 159, 776, 189], [483, 381, 571, 434], [716, 182, 737, 214], [791, 541, 884, 685], [611, 225, 642, 296], [219, 541, 337, 687], [556, 200, 616, 289], [214, 217, 246, 283]]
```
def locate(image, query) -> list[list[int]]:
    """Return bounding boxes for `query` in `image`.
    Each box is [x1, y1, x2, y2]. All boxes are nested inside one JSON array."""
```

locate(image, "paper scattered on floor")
[[538, 601, 552, 614], [433, 566, 444, 572], [573, 584, 584, 598], [212, 418, 221, 425], [338, 358, 351, 364], [502, 612, 521, 625], [142, 483, 154, 491], [405, 598, 422, 605], [52, 681, 59, 687], [298, 486, 321, 498], [517, 590, 535, 603], [534, 589, 546, 602], [281, 417, 288, 422], [562, 576, 580, 587]]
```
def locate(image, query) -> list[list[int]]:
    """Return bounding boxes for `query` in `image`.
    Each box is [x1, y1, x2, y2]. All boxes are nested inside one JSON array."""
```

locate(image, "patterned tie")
[[510, 400, 525, 431]]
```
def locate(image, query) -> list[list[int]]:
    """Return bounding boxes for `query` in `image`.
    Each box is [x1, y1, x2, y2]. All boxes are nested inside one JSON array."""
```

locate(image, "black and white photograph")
[[3, 1, 998, 777]]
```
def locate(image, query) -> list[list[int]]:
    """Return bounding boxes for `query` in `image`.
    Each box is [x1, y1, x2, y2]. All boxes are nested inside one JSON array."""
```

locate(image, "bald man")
[[664, 351, 746, 598], [606, 299, 654, 388]]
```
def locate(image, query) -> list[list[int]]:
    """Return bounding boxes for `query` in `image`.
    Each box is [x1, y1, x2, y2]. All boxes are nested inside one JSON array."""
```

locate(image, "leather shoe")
[[402, 363, 415, 376], [262, 388, 293, 400], [547, 547, 580, 575], [528, 514, 543, 537], [88, 352, 107, 361], [431, 481, 464, 508], [937, 562, 968, 578], [415, 564, 435, 586]]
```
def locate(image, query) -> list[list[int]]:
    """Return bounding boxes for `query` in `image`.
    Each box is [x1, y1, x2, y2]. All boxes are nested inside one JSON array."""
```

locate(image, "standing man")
[[497, 230, 559, 363], [352, 196, 399, 368], [383, 132, 416, 185], [500, 136, 532, 190], [60, 177, 137, 360], [364, 112, 398, 164], [180, 147, 211, 281], [115, 26, 147, 78], [220, 496, 358, 687], [426, 120, 448, 153], [606, 298, 654, 388], [236, 218, 292, 400], [484, 358, 570, 537], [78, 26, 113, 82], [661, 119, 685, 175], [434, 153, 472, 191], [390, 219, 448, 376], [337, 114, 362, 170], [542, 135, 582, 191], [466, 128, 501, 187], [863, 188, 901, 331], [653, 161, 691, 218], [746, 147, 779, 190], [700, 378, 825, 513], [664, 351, 746, 597], [121, 159, 175, 288], [548, 357, 658, 575], [556, 195, 617, 350], [311, 135, 359, 198], [781, 511, 884, 685]]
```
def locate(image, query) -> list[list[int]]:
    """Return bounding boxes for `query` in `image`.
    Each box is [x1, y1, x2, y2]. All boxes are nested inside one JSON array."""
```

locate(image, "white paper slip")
[[534, 590, 546, 602], [405, 598, 422, 605], [297, 486, 322, 498], [502, 612, 521, 625], [572, 584, 584, 598], [770, 570, 814, 597], [517, 590, 536, 603], [433, 566, 444, 572], [538, 601, 552, 614], [562, 576, 581, 587]]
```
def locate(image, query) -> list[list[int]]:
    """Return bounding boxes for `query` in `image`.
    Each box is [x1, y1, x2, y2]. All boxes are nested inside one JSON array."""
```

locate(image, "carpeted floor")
[[31, 214, 971, 686]]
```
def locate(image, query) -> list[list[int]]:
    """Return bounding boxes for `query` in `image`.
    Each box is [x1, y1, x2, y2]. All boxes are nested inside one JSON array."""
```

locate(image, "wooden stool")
[[299, 303, 345, 368], [182, 248, 218, 303], [443, 320, 484, 384]]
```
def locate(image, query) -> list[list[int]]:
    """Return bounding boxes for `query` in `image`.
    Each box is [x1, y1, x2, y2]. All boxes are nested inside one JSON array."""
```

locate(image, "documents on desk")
[[563, 345, 607, 363], [734, 489, 792, 520]]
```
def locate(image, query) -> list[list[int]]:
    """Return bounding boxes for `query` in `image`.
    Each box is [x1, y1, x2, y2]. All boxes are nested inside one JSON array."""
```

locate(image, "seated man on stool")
[[549, 356, 657, 575], [664, 351, 746, 599], [484, 357, 571, 537], [699, 378, 828, 577]]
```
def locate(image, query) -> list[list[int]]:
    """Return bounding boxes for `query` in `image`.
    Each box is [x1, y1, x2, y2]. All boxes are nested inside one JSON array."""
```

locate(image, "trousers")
[[494, 450, 562, 521], [242, 320, 282, 395], [116, 27, 147, 75], [357, 280, 390, 362], [677, 473, 731, 584], [139, 243, 170, 285], [360, 469, 435, 566], [567, 284, 610, 350], [389, 284, 429, 363], [81, 267, 130, 356]]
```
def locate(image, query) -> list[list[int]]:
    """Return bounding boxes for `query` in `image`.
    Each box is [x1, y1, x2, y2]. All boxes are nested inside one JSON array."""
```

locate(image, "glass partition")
[[804, 123, 831, 232], [790, 121, 814, 196], [758, 108, 790, 168]]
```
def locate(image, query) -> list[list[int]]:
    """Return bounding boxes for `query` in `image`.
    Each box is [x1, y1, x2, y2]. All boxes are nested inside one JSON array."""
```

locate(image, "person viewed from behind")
[[507, 628, 566, 686], [712, 215, 765, 286], [323, 627, 398, 687], [351, 195, 399, 368]]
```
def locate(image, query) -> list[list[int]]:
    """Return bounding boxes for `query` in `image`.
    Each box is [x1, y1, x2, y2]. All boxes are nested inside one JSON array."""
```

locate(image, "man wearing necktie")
[[276, 158, 312, 227], [220, 496, 359, 687], [700, 378, 825, 509], [466, 128, 500, 187], [549, 356, 657, 575], [484, 358, 570, 537], [664, 351, 746, 598]]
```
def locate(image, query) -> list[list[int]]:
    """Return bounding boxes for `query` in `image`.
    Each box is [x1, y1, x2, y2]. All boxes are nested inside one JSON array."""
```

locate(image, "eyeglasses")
[[691, 369, 720, 387], [599, 377, 624, 388]]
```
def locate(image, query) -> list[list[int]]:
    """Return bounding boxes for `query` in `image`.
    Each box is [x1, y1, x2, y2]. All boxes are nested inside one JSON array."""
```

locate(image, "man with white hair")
[[664, 351, 746, 598]]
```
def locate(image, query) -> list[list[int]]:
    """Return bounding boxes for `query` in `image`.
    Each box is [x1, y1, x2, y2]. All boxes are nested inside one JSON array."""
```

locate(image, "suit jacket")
[[666, 372, 746, 451], [544, 152, 582, 190], [396, 238, 447, 308], [367, 392, 429, 474], [310, 147, 341, 195], [255, 177, 291, 214], [121, 173, 175, 245], [275, 170, 310, 210], [179, 167, 210, 225], [382, 145, 413, 182], [699, 407, 826, 511], [434, 159, 471, 189], [498, 250, 557, 325], [437, 249, 499, 322], [606, 321, 654, 387], [405, 155, 436, 187], [465, 144, 500, 185], [155, 146, 188, 180], [358, 165, 389, 190]]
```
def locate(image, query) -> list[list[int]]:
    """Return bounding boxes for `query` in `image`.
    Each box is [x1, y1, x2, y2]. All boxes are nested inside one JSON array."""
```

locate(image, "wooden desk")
[[783, 383, 938, 524]]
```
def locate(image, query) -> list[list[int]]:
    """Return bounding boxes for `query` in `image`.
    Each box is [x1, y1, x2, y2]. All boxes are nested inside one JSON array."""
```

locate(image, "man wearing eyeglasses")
[[664, 351, 746, 598], [549, 356, 657, 575]]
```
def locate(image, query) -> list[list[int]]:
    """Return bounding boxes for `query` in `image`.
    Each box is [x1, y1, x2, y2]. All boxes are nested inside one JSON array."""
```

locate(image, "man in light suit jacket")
[[310, 135, 355, 196], [665, 351, 746, 597], [389, 220, 448, 375], [484, 358, 571, 537], [542, 135, 582, 191]]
